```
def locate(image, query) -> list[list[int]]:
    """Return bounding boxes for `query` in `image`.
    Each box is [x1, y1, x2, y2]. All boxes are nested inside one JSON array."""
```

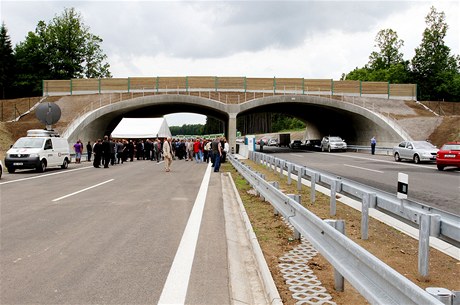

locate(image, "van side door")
[[43, 139, 57, 166]]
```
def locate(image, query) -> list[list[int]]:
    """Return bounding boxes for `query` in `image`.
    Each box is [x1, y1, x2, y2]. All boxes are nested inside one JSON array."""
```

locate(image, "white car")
[[268, 138, 278, 146], [321, 136, 347, 152], [393, 141, 438, 164]]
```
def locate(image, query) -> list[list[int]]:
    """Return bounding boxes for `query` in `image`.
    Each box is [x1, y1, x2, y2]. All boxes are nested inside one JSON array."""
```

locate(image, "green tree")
[[14, 7, 111, 96], [344, 29, 410, 84], [203, 117, 224, 134], [14, 26, 50, 96], [411, 6, 460, 100], [368, 29, 405, 70], [0, 22, 15, 98]]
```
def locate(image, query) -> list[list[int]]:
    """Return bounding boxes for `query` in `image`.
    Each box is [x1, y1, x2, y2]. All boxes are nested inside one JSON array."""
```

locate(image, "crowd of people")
[[74, 136, 230, 172]]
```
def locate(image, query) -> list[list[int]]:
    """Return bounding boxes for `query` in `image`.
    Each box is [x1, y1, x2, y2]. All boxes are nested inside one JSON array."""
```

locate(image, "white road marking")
[[0, 166, 92, 185], [331, 153, 435, 169], [290, 153, 304, 158], [52, 179, 114, 202], [344, 164, 384, 173], [158, 163, 212, 305]]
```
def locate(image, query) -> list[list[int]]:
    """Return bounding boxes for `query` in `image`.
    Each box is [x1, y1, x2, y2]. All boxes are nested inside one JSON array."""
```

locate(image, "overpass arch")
[[63, 93, 410, 150], [63, 94, 231, 144], [237, 95, 411, 146]]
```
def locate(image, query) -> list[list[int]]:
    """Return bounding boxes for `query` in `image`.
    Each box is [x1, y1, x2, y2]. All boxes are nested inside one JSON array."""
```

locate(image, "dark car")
[[289, 140, 302, 149], [305, 139, 322, 151], [436, 142, 460, 171]]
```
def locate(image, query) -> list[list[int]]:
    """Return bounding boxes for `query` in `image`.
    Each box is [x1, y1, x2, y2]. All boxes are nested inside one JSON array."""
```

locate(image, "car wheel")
[[61, 159, 69, 169], [394, 153, 401, 162], [37, 160, 46, 172], [414, 155, 420, 164], [7, 166, 16, 173], [437, 165, 445, 171]]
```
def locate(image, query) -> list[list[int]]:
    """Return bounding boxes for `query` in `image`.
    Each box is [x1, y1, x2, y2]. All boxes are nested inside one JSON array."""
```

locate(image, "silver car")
[[321, 136, 347, 152], [393, 141, 438, 164]]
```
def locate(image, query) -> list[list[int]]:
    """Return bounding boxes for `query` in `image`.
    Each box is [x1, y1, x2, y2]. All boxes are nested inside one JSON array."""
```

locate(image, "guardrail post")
[[419, 213, 431, 278], [279, 160, 285, 178], [296, 166, 303, 191], [270, 181, 280, 215], [311, 173, 319, 203], [330, 179, 342, 216], [418, 213, 442, 278], [325, 219, 345, 292], [288, 194, 302, 240], [361, 193, 373, 240], [287, 163, 292, 185]]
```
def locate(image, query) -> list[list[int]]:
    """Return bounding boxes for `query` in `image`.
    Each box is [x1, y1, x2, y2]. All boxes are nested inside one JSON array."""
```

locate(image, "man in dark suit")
[[93, 139, 102, 168], [102, 135, 111, 168]]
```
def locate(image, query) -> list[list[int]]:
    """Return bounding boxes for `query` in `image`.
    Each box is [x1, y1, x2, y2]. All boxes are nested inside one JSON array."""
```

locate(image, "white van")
[[4, 129, 71, 173]]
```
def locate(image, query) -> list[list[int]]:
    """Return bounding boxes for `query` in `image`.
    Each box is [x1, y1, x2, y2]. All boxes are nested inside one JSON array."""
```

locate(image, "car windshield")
[[329, 137, 343, 142], [412, 141, 436, 149], [13, 138, 44, 148], [441, 144, 460, 151]]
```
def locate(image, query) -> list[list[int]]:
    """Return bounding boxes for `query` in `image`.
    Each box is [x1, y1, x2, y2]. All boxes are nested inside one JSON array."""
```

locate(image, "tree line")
[[342, 6, 459, 102]]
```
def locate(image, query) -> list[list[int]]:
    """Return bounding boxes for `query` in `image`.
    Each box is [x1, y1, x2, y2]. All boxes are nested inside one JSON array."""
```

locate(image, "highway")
[[0, 160, 230, 304], [1, 150, 458, 304], [263, 147, 460, 215]]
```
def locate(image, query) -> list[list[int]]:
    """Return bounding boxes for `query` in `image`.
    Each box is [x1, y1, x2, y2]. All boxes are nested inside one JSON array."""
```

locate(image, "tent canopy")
[[111, 118, 172, 139]]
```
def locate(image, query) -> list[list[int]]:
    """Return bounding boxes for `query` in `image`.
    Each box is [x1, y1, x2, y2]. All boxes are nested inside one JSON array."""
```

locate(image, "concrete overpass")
[[62, 93, 411, 153]]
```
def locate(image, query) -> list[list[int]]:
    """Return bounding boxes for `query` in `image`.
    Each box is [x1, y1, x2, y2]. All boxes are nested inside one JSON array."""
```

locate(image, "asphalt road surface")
[[0, 159, 230, 304], [264, 147, 460, 215]]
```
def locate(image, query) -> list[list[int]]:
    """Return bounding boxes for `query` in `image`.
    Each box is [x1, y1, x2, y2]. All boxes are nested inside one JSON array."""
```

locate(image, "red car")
[[436, 141, 460, 171]]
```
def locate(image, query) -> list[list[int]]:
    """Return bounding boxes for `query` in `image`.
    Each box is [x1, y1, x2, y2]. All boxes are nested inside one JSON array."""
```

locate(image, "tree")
[[368, 29, 405, 70], [14, 22, 52, 96], [411, 6, 460, 100], [0, 22, 15, 98], [345, 29, 410, 84], [13, 7, 111, 96]]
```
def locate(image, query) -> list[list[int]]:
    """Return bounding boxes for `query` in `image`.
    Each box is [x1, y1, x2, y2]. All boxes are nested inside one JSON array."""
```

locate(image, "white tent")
[[111, 117, 172, 139]]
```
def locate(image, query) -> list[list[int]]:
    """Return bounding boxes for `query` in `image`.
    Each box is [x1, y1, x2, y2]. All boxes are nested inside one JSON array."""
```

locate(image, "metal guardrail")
[[249, 151, 460, 248], [347, 145, 394, 155], [228, 154, 444, 305]]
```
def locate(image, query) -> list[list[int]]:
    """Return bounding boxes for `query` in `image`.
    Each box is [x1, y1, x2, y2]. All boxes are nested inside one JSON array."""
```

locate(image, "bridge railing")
[[43, 76, 417, 101]]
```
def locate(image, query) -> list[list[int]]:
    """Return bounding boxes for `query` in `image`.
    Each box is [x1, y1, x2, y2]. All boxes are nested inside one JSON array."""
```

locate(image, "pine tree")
[[0, 22, 15, 98]]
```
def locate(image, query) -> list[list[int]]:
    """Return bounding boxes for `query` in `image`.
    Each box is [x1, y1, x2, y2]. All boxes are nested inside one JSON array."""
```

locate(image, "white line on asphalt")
[[331, 153, 435, 169], [290, 153, 304, 158], [0, 166, 92, 185], [158, 163, 212, 305], [52, 179, 114, 202], [344, 164, 384, 173]]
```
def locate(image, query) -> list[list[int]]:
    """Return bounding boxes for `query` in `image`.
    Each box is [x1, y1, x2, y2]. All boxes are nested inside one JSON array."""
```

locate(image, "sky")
[[1, 0, 459, 126]]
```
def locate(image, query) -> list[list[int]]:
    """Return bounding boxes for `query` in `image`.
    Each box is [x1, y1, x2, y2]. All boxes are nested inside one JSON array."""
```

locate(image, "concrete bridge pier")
[[228, 113, 237, 154]]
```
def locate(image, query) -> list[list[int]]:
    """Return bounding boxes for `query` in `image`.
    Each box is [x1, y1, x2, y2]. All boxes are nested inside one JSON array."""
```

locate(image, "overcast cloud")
[[1, 0, 459, 125]]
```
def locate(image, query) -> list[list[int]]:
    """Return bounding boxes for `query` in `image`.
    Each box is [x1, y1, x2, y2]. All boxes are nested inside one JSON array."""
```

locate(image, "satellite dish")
[[36, 102, 61, 130]]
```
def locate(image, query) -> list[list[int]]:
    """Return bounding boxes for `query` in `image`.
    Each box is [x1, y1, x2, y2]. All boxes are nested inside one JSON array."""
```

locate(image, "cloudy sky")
[[1, 0, 459, 126]]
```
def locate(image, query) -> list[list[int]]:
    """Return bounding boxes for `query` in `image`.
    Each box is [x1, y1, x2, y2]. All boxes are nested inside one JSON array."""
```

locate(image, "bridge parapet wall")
[[43, 76, 417, 100]]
